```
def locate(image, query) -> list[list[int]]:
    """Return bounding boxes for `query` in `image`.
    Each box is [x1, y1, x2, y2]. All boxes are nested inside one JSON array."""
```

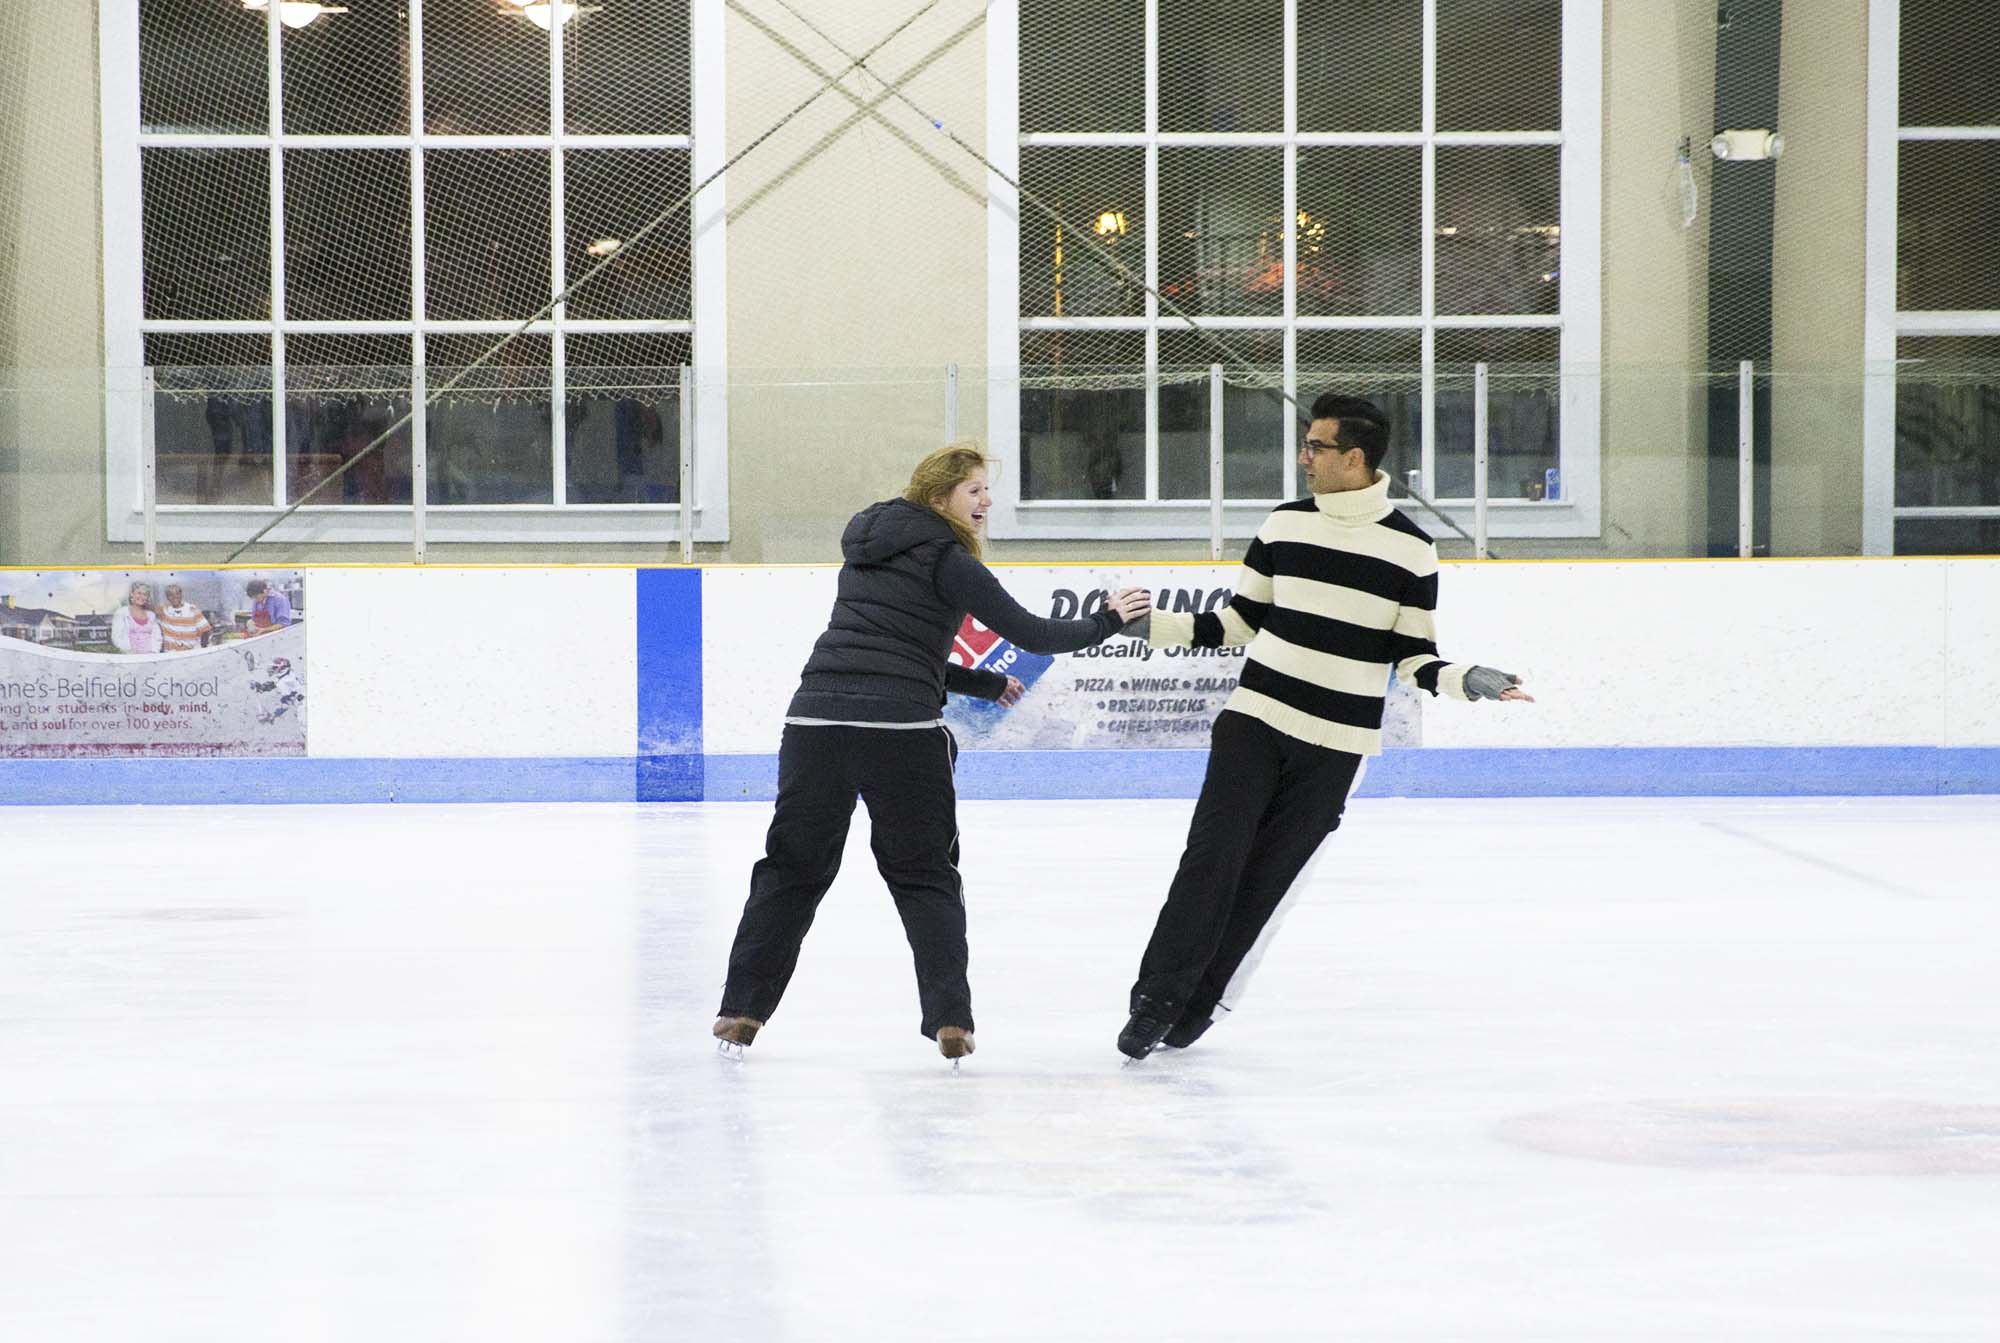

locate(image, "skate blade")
[[715, 1040, 747, 1061]]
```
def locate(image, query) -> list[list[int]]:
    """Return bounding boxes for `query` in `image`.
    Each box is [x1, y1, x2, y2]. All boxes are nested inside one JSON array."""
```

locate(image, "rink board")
[[2, 558, 1998, 803]]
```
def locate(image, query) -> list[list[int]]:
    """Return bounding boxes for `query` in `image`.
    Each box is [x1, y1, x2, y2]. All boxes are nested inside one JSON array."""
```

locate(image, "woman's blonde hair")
[[903, 440, 995, 558]]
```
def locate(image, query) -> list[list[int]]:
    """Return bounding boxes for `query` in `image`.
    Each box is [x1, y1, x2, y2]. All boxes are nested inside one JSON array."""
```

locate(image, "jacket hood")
[[841, 497, 958, 564]]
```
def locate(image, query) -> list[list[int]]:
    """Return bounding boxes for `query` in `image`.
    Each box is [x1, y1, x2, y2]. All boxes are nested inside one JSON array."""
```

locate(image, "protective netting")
[[10, 0, 1993, 559], [1893, 0, 2000, 549], [129, 0, 694, 517], [1007, 0, 1568, 521], [112, 0, 1563, 547]]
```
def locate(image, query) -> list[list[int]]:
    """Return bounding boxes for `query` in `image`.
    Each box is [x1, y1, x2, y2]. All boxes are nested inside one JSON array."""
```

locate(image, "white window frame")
[[1862, 0, 2000, 555], [99, 0, 728, 545], [985, 0, 1601, 541]]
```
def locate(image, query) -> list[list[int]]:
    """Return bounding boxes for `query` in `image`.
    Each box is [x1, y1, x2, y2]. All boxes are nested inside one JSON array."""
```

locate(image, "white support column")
[[265, 0, 287, 512], [1472, 362, 1489, 560], [141, 368, 158, 564], [690, 0, 729, 543], [984, 0, 1023, 534], [1209, 363, 1225, 560], [1282, 0, 1299, 499], [1419, 0, 1437, 493], [679, 363, 695, 563], [410, 0, 427, 563], [1558, 0, 1605, 539], [1143, 0, 1161, 502], [101, 0, 147, 542], [945, 362, 959, 441], [1738, 359, 1755, 558], [1862, 0, 1901, 555], [412, 406, 428, 564], [549, 1, 568, 507]]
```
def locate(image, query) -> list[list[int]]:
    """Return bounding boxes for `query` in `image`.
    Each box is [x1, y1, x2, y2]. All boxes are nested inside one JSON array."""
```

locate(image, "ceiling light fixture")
[[241, 0, 350, 29], [520, 1, 583, 29]]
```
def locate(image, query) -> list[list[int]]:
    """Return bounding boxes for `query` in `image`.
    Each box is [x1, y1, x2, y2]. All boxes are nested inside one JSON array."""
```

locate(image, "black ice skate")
[[1162, 1011, 1213, 1050], [1117, 996, 1179, 1060], [713, 1015, 763, 1059]]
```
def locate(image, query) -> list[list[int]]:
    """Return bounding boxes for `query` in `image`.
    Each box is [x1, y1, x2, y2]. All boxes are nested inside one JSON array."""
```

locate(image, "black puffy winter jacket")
[[785, 498, 1125, 723]]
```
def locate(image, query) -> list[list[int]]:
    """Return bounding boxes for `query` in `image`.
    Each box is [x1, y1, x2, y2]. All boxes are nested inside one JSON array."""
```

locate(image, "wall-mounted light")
[[586, 238, 623, 258], [241, 0, 349, 29], [1094, 211, 1127, 237], [1710, 128, 1785, 161]]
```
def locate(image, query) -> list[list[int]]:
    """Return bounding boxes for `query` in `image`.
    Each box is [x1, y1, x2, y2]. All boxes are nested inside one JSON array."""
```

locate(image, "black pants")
[[1132, 711, 1364, 1022], [720, 723, 970, 1038]]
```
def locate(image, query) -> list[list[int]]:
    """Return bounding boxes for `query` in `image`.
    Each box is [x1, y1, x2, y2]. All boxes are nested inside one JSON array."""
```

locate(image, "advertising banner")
[[0, 571, 307, 758], [942, 565, 1422, 750]]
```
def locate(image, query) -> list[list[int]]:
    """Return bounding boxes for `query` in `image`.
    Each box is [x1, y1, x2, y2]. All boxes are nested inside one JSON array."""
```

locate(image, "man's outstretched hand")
[[1466, 666, 1534, 702]]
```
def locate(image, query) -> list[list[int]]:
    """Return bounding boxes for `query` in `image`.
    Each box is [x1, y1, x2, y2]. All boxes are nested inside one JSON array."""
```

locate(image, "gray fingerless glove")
[[1119, 614, 1151, 640], [1463, 665, 1520, 701]]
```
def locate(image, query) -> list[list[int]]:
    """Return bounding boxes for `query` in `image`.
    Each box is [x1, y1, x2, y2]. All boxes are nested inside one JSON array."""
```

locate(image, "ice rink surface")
[[4, 795, 1998, 1341]]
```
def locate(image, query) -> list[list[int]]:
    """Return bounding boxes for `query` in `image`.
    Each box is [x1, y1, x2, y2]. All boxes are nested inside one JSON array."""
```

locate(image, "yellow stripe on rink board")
[[4, 555, 1993, 572]]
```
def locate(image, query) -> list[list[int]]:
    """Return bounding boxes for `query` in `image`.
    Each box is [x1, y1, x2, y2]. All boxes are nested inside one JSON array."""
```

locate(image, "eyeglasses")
[[1299, 435, 1346, 455]]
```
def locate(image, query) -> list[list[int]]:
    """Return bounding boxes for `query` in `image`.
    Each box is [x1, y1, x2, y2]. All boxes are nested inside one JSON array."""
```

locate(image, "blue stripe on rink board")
[[1359, 746, 2000, 798], [634, 568, 704, 803], [0, 757, 641, 805], [703, 746, 2000, 802], [3, 746, 1998, 806]]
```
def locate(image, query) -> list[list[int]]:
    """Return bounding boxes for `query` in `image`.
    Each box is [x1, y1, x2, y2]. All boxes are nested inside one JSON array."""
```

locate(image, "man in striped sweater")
[[1117, 394, 1534, 1060]]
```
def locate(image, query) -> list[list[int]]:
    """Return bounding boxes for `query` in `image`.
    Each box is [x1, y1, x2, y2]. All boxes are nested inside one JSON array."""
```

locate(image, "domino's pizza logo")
[[950, 617, 1019, 675], [946, 615, 1055, 722]]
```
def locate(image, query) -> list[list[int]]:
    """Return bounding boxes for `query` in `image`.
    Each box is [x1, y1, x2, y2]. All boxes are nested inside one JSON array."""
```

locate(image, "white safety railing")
[[1739, 359, 1755, 559], [1209, 363, 1225, 562], [679, 363, 695, 564], [1472, 361, 1489, 561], [140, 369, 158, 565]]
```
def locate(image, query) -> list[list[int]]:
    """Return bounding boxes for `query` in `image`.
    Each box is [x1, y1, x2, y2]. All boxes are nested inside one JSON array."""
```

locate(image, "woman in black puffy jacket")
[[713, 443, 1151, 1061]]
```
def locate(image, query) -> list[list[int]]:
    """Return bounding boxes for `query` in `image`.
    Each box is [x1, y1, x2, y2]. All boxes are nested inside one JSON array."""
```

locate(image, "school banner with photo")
[[941, 565, 1422, 750], [0, 570, 307, 758]]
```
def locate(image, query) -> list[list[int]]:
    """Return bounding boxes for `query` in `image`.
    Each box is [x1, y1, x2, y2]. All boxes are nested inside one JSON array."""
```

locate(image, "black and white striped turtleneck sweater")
[[1148, 470, 1472, 757]]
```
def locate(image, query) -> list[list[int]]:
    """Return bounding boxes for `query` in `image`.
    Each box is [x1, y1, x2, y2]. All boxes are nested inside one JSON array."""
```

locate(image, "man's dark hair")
[[1308, 393, 1392, 471], [245, 580, 267, 596]]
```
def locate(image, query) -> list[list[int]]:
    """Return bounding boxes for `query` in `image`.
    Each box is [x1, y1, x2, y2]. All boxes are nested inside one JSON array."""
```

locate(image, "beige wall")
[[721, 0, 990, 562], [1556, 0, 1718, 561], [0, 2, 111, 567], [1771, 0, 1868, 556], [1485, 0, 1716, 561]]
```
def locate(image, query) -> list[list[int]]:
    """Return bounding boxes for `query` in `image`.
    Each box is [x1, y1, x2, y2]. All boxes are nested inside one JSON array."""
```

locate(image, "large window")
[[986, 0, 1600, 540], [101, 0, 727, 544], [1867, 0, 2000, 554]]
